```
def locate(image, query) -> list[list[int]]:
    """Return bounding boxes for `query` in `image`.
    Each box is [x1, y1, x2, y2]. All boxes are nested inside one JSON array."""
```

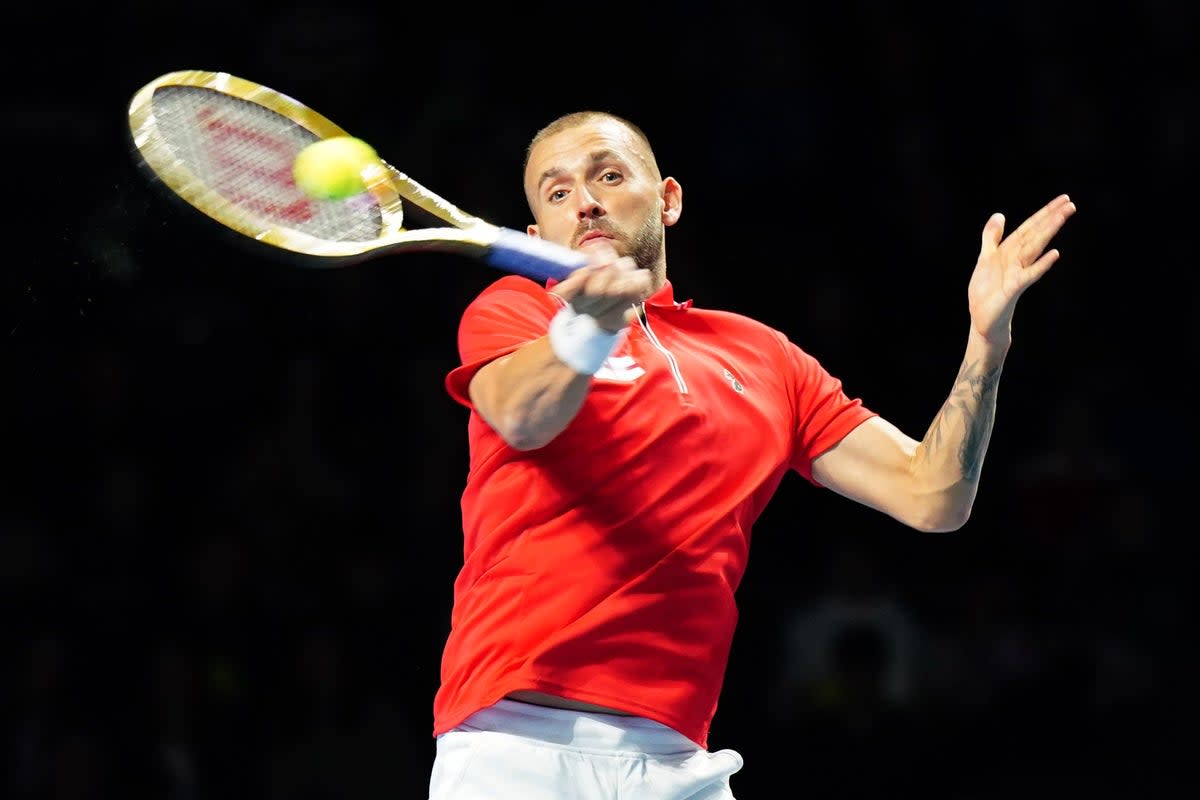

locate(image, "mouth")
[[577, 231, 614, 248]]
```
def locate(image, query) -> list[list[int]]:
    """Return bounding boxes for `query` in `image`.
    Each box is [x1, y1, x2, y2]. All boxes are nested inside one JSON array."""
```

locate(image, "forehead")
[[526, 119, 652, 181]]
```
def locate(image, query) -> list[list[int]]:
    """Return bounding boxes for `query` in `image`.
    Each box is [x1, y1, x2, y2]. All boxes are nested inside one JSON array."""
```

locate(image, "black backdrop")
[[3, 2, 1194, 798]]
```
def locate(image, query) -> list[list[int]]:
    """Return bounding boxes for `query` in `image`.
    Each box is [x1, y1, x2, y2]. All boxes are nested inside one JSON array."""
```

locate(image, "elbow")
[[900, 475, 980, 532], [917, 511, 970, 533], [494, 414, 559, 452], [505, 431, 551, 452], [475, 397, 557, 451], [496, 423, 545, 452], [906, 497, 973, 533]]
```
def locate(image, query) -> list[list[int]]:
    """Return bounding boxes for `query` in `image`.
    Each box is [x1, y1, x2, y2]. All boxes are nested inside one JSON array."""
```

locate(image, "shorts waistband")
[[453, 699, 699, 756]]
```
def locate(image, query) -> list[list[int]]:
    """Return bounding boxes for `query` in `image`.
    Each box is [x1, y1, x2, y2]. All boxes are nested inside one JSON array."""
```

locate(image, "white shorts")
[[428, 699, 743, 800]]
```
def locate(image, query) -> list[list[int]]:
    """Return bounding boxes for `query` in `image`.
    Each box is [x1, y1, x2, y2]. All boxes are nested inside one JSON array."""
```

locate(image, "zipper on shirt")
[[636, 303, 688, 394]]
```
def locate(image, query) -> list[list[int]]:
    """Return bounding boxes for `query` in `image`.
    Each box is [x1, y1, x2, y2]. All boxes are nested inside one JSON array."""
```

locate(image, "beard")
[[574, 212, 665, 279]]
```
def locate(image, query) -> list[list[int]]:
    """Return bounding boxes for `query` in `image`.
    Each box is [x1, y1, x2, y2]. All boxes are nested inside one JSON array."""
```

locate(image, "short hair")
[[523, 111, 658, 178]]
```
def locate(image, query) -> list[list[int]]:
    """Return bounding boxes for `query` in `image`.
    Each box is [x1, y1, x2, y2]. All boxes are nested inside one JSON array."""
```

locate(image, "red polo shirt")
[[435, 276, 877, 748]]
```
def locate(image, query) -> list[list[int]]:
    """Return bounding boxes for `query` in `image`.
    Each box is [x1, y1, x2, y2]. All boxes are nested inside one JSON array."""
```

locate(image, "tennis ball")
[[292, 136, 381, 200]]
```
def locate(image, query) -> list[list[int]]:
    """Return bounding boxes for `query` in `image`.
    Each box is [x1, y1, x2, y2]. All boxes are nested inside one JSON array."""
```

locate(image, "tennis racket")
[[126, 69, 586, 281]]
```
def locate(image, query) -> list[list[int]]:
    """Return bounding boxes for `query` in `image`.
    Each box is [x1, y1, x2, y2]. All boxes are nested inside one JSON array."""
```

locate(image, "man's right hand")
[[549, 254, 654, 332]]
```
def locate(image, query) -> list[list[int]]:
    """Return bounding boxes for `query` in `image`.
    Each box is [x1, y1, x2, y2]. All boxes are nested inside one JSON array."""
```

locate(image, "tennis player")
[[428, 111, 1076, 799]]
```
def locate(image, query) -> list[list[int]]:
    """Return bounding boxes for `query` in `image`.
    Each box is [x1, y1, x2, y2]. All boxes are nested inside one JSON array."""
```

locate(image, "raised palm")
[[967, 193, 1077, 344]]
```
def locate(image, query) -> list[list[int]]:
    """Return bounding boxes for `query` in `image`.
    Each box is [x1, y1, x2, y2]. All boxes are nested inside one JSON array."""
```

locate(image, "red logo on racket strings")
[[228, 194, 315, 224], [197, 106, 316, 224]]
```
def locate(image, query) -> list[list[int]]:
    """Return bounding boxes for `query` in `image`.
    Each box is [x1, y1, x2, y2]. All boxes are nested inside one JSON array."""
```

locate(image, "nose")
[[574, 186, 605, 220]]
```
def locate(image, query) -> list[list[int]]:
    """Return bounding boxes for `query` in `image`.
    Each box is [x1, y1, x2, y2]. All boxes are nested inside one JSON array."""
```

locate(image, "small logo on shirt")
[[596, 355, 645, 382], [723, 368, 745, 394]]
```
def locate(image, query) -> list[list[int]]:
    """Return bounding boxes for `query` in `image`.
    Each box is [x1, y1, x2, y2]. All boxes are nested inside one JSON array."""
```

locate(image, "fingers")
[[1017, 196, 1075, 266], [571, 259, 652, 316], [1025, 194, 1076, 234], [980, 212, 1006, 254], [1022, 247, 1062, 285], [990, 194, 1077, 265], [550, 256, 652, 330]]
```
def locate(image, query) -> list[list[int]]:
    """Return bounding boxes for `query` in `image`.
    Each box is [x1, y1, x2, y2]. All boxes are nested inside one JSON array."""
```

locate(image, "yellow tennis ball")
[[292, 136, 381, 200]]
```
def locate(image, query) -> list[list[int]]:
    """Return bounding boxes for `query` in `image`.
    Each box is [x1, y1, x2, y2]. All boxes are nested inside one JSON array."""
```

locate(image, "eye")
[[600, 170, 622, 184], [548, 188, 568, 203]]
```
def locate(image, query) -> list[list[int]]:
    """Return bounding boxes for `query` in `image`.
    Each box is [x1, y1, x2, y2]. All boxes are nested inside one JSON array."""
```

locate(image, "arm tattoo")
[[925, 358, 1002, 482]]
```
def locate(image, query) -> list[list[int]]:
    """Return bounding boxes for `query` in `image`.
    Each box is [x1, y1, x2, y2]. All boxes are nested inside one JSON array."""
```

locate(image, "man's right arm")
[[468, 256, 652, 451], [468, 338, 595, 451]]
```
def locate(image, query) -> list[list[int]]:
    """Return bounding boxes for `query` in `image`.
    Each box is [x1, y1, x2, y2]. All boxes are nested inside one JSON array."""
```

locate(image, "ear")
[[661, 177, 683, 227], [527, 224, 540, 238]]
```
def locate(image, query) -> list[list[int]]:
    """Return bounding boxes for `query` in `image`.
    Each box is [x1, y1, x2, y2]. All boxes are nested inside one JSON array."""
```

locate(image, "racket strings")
[[149, 86, 384, 243]]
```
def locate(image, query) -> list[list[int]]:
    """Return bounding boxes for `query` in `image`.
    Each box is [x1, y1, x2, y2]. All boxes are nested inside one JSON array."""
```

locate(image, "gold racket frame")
[[128, 69, 503, 262]]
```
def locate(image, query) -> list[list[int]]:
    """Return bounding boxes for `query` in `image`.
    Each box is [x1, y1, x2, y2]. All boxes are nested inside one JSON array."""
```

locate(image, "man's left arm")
[[812, 194, 1077, 532]]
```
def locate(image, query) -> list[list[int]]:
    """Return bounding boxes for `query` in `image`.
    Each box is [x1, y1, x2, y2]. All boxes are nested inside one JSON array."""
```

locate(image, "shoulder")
[[458, 275, 560, 325], [471, 275, 558, 305], [686, 304, 842, 389], [690, 305, 796, 351]]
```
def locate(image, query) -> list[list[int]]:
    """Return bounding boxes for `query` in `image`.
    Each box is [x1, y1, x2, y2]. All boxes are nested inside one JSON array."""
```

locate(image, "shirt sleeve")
[[784, 337, 878, 484], [444, 276, 560, 408]]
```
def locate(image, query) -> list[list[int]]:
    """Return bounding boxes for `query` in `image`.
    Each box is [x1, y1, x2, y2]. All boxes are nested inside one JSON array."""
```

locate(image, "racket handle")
[[488, 228, 589, 282]]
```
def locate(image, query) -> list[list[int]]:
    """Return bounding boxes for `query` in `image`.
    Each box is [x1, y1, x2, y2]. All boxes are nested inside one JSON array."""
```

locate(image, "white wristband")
[[548, 305, 627, 376]]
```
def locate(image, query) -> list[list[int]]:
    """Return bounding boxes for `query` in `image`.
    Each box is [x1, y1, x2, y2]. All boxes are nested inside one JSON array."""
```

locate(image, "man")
[[428, 110, 1076, 799]]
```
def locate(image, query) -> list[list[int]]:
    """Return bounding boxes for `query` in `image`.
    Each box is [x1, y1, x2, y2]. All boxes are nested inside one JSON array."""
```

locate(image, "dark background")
[[3, 1, 1194, 798]]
